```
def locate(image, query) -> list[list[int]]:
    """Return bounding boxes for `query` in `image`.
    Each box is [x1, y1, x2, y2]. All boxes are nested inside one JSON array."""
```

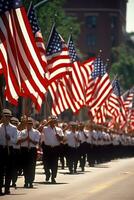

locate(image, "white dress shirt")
[[20, 128, 40, 148], [64, 130, 80, 148], [42, 126, 63, 147], [0, 123, 17, 146]]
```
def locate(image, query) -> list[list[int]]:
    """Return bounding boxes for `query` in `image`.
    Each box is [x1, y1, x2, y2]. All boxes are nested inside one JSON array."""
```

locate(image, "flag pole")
[[34, 0, 49, 9], [46, 23, 55, 49], [46, 12, 58, 49], [27, 1, 33, 15]]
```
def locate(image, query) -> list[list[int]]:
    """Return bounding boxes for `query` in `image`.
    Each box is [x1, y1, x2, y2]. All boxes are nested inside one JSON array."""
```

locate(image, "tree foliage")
[[23, 0, 80, 45], [111, 41, 134, 90]]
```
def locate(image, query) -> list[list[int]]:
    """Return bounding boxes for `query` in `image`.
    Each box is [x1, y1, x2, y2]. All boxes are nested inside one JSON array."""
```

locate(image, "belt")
[[45, 145, 59, 148], [0, 145, 5, 148], [21, 146, 36, 149], [0, 145, 13, 148]]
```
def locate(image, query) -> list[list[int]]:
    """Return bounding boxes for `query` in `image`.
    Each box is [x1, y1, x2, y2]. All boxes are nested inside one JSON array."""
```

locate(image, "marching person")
[[64, 122, 80, 174], [0, 109, 17, 195], [77, 122, 88, 172], [41, 116, 64, 183], [17, 117, 40, 188], [10, 117, 21, 188]]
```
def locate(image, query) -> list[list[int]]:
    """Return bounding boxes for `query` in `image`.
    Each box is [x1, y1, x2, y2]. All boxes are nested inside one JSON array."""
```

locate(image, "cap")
[[27, 117, 33, 124], [11, 117, 19, 124], [2, 109, 12, 117], [69, 121, 77, 126], [78, 122, 85, 127], [48, 115, 58, 121]]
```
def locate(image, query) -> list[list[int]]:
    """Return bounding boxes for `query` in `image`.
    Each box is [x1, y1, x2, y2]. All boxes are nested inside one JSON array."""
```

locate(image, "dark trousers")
[[21, 147, 37, 185], [66, 146, 79, 173], [12, 148, 21, 185], [79, 142, 87, 170], [0, 146, 14, 193], [42, 145, 59, 180]]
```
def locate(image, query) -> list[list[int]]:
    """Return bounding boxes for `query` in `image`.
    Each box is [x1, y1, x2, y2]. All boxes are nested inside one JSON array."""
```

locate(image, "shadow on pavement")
[[34, 181, 68, 185]]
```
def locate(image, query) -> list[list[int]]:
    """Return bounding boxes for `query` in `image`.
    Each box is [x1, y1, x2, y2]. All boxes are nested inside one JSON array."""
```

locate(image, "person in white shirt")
[[10, 117, 21, 188], [17, 117, 40, 188], [41, 116, 64, 183], [64, 122, 80, 174], [77, 122, 88, 172], [0, 109, 17, 195]]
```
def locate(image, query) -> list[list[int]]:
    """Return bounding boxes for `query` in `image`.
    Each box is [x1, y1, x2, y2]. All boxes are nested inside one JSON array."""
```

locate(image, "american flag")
[[123, 89, 134, 113], [0, 0, 48, 110], [49, 79, 81, 116], [112, 79, 126, 124], [0, 0, 21, 104], [49, 35, 83, 116], [28, 2, 47, 74], [86, 57, 112, 116], [67, 35, 85, 106], [46, 24, 71, 82]]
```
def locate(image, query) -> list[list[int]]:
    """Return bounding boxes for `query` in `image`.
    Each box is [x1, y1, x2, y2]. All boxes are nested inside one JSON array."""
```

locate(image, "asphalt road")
[[1, 157, 134, 200]]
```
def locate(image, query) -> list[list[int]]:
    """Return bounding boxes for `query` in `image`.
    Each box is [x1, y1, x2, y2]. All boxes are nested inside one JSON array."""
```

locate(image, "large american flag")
[[0, 0, 48, 110], [49, 34, 84, 116], [86, 57, 113, 116], [28, 2, 47, 74], [67, 35, 85, 107], [46, 24, 71, 82], [106, 79, 126, 128]]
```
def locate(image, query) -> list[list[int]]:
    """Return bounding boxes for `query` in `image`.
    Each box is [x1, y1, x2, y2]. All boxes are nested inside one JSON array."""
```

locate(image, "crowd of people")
[[0, 108, 134, 196]]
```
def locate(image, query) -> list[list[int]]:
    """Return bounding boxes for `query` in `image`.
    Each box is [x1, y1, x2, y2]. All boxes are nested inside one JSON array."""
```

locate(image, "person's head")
[[10, 117, 19, 127], [2, 109, 12, 124], [48, 115, 58, 127], [34, 120, 40, 129], [69, 121, 77, 132], [26, 117, 33, 131], [78, 122, 85, 131]]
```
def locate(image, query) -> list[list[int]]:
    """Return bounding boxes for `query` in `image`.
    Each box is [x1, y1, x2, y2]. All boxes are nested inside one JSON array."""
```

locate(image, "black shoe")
[[24, 184, 28, 188], [12, 183, 17, 188], [29, 184, 33, 188], [69, 169, 73, 174], [46, 174, 50, 182], [46, 176, 49, 182], [4, 190, 10, 195], [51, 178, 56, 184], [81, 167, 85, 172], [0, 191, 5, 196]]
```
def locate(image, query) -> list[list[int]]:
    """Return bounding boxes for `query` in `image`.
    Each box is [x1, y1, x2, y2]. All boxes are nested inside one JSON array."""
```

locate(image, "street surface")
[[1, 158, 134, 200]]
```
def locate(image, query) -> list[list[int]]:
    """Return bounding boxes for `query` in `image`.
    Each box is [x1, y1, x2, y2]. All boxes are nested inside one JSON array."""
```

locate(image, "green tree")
[[111, 40, 134, 90], [23, 0, 80, 45]]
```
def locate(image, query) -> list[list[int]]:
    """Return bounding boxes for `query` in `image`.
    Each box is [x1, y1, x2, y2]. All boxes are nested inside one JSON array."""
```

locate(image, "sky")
[[126, 0, 134, 32]]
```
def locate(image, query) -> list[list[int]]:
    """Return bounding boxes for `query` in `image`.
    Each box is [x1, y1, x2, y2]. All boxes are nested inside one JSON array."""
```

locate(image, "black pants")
[[12, 148, 21, 185], [79, 142, 87, 170], [21, 147, 37, 185], [66, 146, 79, 173], [0, 146, 14, 193], [42, 145, 60, 180]]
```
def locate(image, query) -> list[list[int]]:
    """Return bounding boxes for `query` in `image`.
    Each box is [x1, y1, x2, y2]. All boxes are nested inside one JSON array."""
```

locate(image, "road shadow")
[[16, 186, 38, 189], [59, 172, 84, 175], [7, 193, 26, 195], [34, 181, 68, 185], [94, 164, 109, 168]]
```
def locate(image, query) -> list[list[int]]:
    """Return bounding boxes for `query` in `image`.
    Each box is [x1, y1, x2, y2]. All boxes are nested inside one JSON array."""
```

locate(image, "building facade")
[[64, 0, 128, 61]]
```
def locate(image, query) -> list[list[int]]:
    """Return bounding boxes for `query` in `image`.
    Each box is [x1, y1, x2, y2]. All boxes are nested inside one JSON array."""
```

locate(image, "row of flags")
[[0, 0, 134, 132]]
